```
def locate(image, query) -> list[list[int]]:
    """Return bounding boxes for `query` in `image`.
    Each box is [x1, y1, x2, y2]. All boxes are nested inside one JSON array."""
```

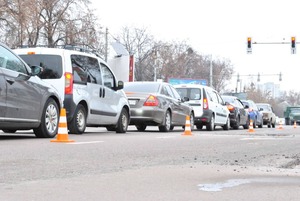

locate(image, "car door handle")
[[99, 88, 105, 98], [99, 88, 102, 97]]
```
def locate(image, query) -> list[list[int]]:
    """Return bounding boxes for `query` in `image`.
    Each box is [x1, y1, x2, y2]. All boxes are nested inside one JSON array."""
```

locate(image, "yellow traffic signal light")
[[291, 36, 296, 48], [247, 37, 252, 48]]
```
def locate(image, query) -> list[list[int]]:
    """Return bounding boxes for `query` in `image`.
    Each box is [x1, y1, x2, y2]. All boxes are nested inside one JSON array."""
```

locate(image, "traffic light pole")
[[247, 37, 298, 54]]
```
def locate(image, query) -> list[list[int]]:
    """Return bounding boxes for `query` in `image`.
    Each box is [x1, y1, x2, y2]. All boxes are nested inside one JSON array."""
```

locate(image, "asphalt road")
[[0, 125, 299, 201]]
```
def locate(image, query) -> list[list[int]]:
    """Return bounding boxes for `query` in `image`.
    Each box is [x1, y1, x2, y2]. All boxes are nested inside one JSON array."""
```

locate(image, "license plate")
[[128, 100, 137, 105]]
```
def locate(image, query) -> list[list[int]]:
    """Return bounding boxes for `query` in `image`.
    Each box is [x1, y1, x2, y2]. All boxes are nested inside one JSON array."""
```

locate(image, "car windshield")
[[124, 82, 160, 93], [258, 104, 271, 111], [176, 88, 201, 100], [291, 108, 300, 112], [222, 96, 234, 104]]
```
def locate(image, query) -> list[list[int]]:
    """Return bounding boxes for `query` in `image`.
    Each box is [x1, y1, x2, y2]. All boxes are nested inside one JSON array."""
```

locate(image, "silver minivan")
[[174, 84, 230, 131], [14, 46, 130, 134]]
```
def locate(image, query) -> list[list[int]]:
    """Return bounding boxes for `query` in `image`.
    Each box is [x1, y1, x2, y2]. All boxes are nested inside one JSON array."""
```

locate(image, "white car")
[[174, 84, 230, 131], [14, 46, 130, 134]]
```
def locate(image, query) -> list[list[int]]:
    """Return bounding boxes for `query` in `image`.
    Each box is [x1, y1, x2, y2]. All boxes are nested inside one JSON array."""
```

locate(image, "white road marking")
[[67, 141, 104, 144]]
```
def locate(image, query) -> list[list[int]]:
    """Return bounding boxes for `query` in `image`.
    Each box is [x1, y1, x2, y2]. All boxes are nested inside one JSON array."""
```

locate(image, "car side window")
[[169, 85, 182, 100], [71, 55, 89, 83], [164, 85, 174, 98], [191, 88, 201, 100], [0, 45, 27, 74], [209, 91, 218, 103], [236, 99, 244, 108], [216, 93, 224, 104], [100, 63, 115, 88]]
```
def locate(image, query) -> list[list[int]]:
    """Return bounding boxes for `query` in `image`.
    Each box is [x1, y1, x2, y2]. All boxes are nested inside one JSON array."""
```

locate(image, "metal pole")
[[210, 55, 213, 87], [105, 28, 108, 62]]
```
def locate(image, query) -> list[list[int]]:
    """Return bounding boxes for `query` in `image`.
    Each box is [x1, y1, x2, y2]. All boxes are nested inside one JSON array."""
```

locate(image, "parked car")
[[221, 95, 249, 129], [241, 99, 263, 128], [14, 46, 130, 134], [284, 106, 300, 125], [0, 43, 62, 138], [174, 84, 230, 131], [256, 103, 276, 128], [123, 81, 194, 132]]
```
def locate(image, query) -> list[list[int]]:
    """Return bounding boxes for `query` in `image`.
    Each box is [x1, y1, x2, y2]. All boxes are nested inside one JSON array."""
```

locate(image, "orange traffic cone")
[[277, 120, 283, 130], [294, 121, 297, 128], [51, 108, 75, 143], [248, 119, 255, 133], [182, 115, 192, 136]]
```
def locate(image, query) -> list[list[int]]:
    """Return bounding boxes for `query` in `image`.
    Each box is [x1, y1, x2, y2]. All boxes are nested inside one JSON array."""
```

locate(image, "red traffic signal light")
[[291, 37, 296, 48], [247, 37, 252, 48]]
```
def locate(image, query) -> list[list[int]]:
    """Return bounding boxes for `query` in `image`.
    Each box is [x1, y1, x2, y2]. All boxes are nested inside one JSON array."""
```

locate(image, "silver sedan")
[[124, 81, 194, 132]]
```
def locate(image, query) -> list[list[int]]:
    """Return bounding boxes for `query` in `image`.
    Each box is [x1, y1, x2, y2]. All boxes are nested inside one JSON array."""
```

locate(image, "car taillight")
[[227, 104, 235, 111], [144, 95, 159, 106], [65, 72, 73, 95], [203, 98, 209, 110]]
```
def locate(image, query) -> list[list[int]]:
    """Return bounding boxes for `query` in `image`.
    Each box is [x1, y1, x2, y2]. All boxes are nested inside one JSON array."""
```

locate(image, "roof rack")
[[15, 44, 103, 59]]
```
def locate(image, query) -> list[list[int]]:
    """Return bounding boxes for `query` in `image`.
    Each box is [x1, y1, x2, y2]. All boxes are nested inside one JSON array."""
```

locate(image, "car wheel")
[[233, 116, 240, 129], [116, 108, 129, 133], [159, 110, 171, 132], [243, 118, 250, 129], [223, 117, 230, 130], [34, 98, 59, 138], [136, 124, 147, 131], [190, 113, 195, 130], [272, 122, 276, 128], [206, 115, 215, 131], [2, 130, 17, 133], [69, 104, 86, 134], [196, 125, 203, 130]]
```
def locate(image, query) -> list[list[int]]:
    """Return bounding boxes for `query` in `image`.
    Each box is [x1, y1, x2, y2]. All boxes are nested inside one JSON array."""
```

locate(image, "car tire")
[[243, 118, 250, 129], [222, 117, 230, 130], [196, 125, 203, 130], [33, 98, 59, 138], [159, 110, 171, 132], [136, 124, 147, 131], [190, 113, 195, 130], [206, 115, 215, 131], [116, 108, 129, 133], [233, 116, 240, 129], [69, 104, 86, 134]]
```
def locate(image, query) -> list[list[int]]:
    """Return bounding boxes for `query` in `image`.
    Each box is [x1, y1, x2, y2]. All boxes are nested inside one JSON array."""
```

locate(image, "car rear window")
[[19, 54, 63, 79], [176, 88, 201, 100], [124, 83, 160, 93]]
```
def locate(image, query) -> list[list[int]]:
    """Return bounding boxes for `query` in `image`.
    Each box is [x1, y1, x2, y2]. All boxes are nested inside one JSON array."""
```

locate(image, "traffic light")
[[247, 37, 252, 48], [291, 37, 296, 48], [247, 37, 252, 54], [291, 36, 296, 54], [279, 72, 282, 81]]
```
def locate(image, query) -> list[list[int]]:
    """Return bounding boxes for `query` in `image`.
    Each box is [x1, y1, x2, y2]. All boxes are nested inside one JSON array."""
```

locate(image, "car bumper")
[[194, 109, 213, 125], [129, 107, 165, 125]]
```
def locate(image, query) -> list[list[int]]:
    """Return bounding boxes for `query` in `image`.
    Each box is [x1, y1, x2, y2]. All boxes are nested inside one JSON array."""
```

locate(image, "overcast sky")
[[91, 0, 300, 92]]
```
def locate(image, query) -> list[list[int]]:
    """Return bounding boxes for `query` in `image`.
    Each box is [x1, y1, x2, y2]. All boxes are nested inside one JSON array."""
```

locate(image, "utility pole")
[[210, 55, 213, 87], [105, 27, 108, 62]]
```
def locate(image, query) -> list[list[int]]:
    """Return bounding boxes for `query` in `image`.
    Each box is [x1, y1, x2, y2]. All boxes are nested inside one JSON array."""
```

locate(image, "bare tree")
[[0, 0, 105, 52], [116, 26, 155, 81]]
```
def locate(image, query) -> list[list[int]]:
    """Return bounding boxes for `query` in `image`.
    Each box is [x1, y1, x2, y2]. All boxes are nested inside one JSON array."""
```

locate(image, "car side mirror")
[[244, 105, 249, 109], [117, 80, 124, 90], [183, 97, 189, 102], [30, 65, 42, 76]]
